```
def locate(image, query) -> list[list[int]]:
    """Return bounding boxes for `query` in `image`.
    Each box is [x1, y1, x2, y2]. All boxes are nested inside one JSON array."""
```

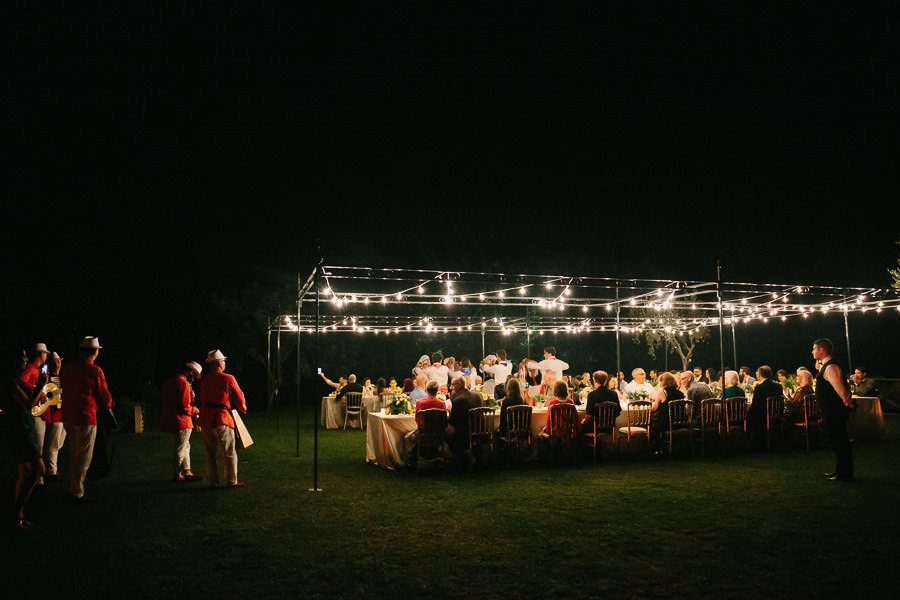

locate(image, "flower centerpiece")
[[625, 389, 650, 404], [529, 393, 549, 407], [483, 394, 498, 408], [386, 394, 412, 415]]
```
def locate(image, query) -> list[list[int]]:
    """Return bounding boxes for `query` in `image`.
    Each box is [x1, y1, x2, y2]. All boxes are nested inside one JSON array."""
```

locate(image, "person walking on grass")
[[199, 350, 247, 488]]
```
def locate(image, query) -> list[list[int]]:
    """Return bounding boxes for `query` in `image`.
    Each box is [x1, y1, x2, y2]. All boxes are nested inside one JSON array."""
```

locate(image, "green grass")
[[3, 409, 898, 599]]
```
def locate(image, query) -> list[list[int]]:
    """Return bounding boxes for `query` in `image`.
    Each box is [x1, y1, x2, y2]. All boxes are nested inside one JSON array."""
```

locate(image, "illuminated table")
[[848, 396, 885, 440]]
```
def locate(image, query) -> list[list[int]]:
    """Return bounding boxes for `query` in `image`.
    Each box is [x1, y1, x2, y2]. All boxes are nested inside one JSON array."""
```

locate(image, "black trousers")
[[822, 406, 853, 479]]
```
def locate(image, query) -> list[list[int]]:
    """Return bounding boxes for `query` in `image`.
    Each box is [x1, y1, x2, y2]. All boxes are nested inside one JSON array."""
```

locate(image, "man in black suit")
[[747, 365, 782, 442]]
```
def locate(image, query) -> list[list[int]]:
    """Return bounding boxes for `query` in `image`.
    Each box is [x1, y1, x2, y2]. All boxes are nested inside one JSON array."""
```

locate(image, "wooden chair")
[[692, 399, 722, 457], [468, 407, 497, 472], [417, 408, 448, 461], [378, 393, 394, 411], [765, 395, 785, 451], [664, 399, 695, 458], [618, 400, 652, 457], [722, 396, 748, 452], [793, 393, 820, 451], [539, 403, 579, 465], [343, 392, 364, 430], [582, 401, 618, 464], [501, 405, 533, 463]]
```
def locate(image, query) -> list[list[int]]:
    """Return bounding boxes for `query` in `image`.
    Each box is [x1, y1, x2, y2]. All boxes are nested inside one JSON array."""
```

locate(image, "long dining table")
[[365, 404, 587, 470]]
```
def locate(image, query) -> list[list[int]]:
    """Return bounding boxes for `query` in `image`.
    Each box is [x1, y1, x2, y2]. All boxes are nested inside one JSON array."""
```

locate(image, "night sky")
[[6, 4, 899, 389]]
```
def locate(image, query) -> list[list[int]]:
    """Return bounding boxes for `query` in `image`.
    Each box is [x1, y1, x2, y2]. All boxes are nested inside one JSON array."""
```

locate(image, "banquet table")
[[321, 395, 381, 429], [848, 396, 885, 440], [365, 404, 586, 470]]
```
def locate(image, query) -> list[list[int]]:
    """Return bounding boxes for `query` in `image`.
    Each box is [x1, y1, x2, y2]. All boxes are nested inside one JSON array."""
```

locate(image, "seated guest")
[[851, 367, 877, 397], [401, 377, 415, 394], [693, 367, 705, 383], [335, 374, 364, 402], [388, 377, 400, 393], [498, 378, 526, 438], [320, 372, 347, 391], [682, 370, 713, 416], [408, 373, 429, 407], [624, 368, 655, 399], [722, 370, 744, 398], [581, 371, 621, 434], [414, 381, 447, 428], [739, 366, 756, 387], [446, 376, 483, 461], [545, 381, 575, 436], [747, 365, 782, 438], [362, 378, 374, 396], [785, 369, 815, 422], [651, 372, 685, 451], [705, 368, 719, 391]]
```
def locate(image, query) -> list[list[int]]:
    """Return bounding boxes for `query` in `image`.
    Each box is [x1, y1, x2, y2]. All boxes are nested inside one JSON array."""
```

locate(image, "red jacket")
[[60, 357, 114, 427], [198, 369, 247, 429], [159, 374, 196, 433]]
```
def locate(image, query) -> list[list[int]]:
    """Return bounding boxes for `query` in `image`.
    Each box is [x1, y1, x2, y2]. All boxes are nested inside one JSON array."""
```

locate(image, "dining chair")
[[343, 392, 364, 430], [502, 405, 533, 463], [691, 398, 722, 457], [468, 406, 497, 472], [417, 408, 448, 461], [765, 395, 785, 451], [539, 403, 579, 465], [582, 401, 618, 464], [792, 393, 820, 451], [664, 399, 695, 458], [379, 393, 394, 411], [618, 400, 652, 457], [722, 396, 748, 453]]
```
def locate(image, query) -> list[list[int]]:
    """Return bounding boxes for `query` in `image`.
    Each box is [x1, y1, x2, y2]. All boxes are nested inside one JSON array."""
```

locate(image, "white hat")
[[418, 354, 430, 363], [33, 343, 50, 353], [186, 361, 203, 375], [51, 352, 62, 361], [206, 349, 227, 363], [79, 337, 102, 349]]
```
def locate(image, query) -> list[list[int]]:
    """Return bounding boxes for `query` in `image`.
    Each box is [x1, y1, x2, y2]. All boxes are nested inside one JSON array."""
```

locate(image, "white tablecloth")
[[365, 405, 587, 469], [321, 396, 380, 429], [848, 396, 885, 440]]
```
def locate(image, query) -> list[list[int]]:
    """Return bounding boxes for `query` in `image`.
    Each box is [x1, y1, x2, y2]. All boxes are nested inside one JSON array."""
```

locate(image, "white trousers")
[[46, 422, 67, 474], [33, 417, 47, 484], [64, 424, 97, 498], [202, 425, 237, 486], [172, 429, 193, 477]]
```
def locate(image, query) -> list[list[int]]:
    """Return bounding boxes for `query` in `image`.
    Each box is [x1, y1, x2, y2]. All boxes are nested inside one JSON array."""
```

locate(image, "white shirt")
[[534, 356, 569, 383], [425, 364, 451, 387], [482, 360, 513, 387]]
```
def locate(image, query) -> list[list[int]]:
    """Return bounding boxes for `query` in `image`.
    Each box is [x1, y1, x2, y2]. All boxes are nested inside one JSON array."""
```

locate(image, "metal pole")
[[843, 308, 853, 374], [311, 253, 322, 492], [615, 286, 621, 376], [717, 262, 726, 389], [275, 327, 281, 432], [731, 320, 737, 371]]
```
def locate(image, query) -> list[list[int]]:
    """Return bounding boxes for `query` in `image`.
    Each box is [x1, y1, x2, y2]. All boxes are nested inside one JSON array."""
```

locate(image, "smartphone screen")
[[41, 364, 48, 374], [317, 368, 322, 374]]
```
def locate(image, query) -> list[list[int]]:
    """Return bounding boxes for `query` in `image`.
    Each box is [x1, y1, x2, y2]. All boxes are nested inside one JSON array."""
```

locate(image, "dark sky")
[[6, 3, 899, 380]]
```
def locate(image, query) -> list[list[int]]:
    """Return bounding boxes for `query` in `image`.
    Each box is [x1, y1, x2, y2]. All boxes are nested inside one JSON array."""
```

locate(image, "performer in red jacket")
[[160, 361, 203, 482], [199, 350, 247, 487]]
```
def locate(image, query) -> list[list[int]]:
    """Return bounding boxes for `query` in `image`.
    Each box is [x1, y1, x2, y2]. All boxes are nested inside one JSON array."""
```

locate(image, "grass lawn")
[[3, 407, 898, 599]]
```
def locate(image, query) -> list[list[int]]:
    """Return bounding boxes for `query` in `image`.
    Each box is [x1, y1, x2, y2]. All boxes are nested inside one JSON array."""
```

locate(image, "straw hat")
[[206, 349, 227, 363], [79, 337, 102, 349], [32, 342, 50, 354], [186, 361, 203, 375]]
